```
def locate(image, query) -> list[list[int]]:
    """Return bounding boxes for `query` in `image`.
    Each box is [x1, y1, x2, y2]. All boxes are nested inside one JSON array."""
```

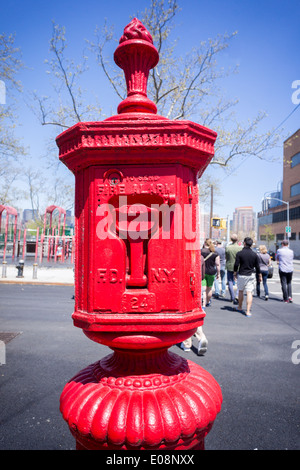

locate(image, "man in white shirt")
[[276, 240, 294, 303]]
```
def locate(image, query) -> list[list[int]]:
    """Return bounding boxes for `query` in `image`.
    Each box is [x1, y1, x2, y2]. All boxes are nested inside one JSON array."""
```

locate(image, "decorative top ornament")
[[114, 18, 159, 115], [119, 17, 154, 44]]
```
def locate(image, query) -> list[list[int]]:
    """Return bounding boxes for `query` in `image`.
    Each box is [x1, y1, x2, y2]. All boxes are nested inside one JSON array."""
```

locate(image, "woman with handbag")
[[180, 239, 219, 356], [256, 245, 271, 300], [201, 238, 220, 307]]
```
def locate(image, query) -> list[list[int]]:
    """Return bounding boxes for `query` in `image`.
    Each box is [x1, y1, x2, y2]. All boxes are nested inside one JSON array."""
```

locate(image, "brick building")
[[258, 129, 300, 257]]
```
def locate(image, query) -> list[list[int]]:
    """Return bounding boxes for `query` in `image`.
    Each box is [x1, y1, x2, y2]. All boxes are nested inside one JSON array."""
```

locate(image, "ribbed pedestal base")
[[60, 348, 222, 450]]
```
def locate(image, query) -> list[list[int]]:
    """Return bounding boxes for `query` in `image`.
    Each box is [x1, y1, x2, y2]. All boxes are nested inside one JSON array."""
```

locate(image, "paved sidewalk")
[[1, 259, 299, 292], [0, 264, 74, 286]]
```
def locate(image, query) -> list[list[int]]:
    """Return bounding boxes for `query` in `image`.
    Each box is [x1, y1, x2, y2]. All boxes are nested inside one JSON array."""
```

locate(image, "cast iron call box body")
[[58, 18, 222, 450], [70, 154, 208, 343]]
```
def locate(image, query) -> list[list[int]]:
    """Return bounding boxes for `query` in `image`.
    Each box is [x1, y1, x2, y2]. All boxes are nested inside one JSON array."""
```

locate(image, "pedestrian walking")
[[181, 239, 219, 356], [225, 234, 242, 304], [181, 253, 208, 355], [276, 240, 294, 303], [201, 238, 220, 307], [233, 237, 261, 317], [214, 240, 226, 298], [256, 245, 272, 300]]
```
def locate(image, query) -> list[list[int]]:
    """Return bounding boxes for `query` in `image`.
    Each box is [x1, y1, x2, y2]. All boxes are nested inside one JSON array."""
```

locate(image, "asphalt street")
[[0, 283, 299, 452], [266, 261, 300, 306]]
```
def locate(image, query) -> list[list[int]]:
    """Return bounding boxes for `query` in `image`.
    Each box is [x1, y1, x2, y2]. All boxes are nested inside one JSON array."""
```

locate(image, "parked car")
[[268, 250, 275, 260]]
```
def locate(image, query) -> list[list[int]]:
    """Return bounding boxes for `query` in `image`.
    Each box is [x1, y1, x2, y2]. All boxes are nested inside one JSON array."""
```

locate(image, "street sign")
[[285, 226, 291, 233]]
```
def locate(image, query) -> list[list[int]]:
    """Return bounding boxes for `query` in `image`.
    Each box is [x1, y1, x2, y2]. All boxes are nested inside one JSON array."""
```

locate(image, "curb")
[[0, 280, 74, 286]]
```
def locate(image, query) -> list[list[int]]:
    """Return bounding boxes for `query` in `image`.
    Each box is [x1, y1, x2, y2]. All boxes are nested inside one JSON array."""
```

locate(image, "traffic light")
[[211, 217, 227, 229], [220, 218, 227, 229], [211, 217, 221, 228]]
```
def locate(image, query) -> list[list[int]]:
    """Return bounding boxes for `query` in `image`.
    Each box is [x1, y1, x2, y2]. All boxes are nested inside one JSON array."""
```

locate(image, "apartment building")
[[258, 129, 300, 257], [232, 206, 256, 238]]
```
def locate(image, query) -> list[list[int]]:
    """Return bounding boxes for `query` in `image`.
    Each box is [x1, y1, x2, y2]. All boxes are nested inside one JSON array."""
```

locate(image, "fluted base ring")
[[60, 348, 222, 450]]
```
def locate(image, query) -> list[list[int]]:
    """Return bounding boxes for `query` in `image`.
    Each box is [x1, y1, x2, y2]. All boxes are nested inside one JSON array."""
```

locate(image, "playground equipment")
[[0, 205, 18, 260], [42, 205, 67, 262], [43, 205, 66, 237], [0, 203, 74, 268]]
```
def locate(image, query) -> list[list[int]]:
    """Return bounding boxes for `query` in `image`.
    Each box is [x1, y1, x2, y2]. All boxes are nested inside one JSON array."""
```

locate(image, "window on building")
[[277, 232, 295, 241], [291, 152, 300, 168], [290, 206, 300, 219], [291, 182, 300, 197], [257, 214, 272, 225], [273, 210, 287, 223], [271, 206, 300, 223]]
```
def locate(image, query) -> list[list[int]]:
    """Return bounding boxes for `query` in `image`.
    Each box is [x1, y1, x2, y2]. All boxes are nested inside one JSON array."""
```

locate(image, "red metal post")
[[71, 236, 75, 264], [50, 227, 55, 260], [12, 214, 17, 260], [61, 235, 65, 263], [47, 233, 51, 262], [58, 18, 222, 451], [54, 234, 59, 263], [3, 210, 9, 260], [40, 231, 45, 263], [22, 228, 26, 259], [35, 227, 39, 263], [0, 205, 18, 261]]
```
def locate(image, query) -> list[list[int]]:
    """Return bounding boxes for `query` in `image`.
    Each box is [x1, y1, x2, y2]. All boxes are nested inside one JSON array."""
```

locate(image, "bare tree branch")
[[88, 22, 125, 101], [33, 22, 101, 130], [28, 0, 280, 213], [0, 33, 27, 204]]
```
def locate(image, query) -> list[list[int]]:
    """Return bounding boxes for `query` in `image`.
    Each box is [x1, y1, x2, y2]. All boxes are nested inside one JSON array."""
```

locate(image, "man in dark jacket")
[[233, 237, 261, 316]]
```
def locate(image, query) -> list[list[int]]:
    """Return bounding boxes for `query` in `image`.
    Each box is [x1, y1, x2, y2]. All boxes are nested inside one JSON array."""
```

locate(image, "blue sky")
[[1, 0, 299, 218]]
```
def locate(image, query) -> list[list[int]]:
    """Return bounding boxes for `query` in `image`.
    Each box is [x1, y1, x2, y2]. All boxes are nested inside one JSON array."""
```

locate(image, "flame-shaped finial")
[[114, 18, 159, 115], [119, 17, 154, 44]]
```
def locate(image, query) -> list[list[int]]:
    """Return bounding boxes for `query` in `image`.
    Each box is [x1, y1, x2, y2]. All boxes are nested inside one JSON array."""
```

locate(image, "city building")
[[22, 209, 38, 223], [232, 206, 257, 239], [66, 209, 74, 229], [257, 128, 300, 257]]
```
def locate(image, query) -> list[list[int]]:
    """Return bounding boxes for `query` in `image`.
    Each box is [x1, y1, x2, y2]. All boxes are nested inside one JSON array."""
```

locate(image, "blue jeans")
[[214, 269, 226, 296], [227, 271, 236, 301], [256, 271, 269, 297]]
